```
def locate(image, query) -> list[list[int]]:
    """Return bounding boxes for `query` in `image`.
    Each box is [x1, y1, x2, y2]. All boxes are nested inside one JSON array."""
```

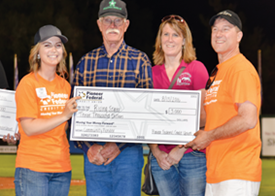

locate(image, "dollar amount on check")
[[70, 87, 201, 145]]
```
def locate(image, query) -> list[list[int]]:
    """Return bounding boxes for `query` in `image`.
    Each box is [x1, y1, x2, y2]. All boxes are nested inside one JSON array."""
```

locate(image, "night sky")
[[0, 0, 275, 113]]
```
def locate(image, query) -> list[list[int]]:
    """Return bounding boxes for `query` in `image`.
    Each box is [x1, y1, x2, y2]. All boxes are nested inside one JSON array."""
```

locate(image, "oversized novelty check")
[[0, 89, 18, 138], [70, 87, 201, 144]]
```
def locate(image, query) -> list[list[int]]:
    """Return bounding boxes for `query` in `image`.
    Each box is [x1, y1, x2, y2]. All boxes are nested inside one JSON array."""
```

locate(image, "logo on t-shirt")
[[177, 72, 191, 86], [36, 87, 48, 99], [204, 80, 222, 105], [36, 87, 69, 116]]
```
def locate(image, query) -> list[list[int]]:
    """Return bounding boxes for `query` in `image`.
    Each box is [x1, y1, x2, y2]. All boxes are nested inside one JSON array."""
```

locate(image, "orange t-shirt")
[[204, 54, 262, 183], [15, 72, 72, 173]]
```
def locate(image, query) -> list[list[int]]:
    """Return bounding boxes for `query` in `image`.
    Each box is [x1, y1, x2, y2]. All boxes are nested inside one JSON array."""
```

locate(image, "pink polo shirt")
[[152, 60, 209, 154]]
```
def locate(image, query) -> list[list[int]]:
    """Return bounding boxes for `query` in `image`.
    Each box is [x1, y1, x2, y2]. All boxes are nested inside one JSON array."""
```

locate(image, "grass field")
[[0, 154, 274, 196]]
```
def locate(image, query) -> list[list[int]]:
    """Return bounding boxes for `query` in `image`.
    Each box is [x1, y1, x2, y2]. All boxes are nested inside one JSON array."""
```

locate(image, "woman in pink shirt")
[[149, 15, 209, 196]]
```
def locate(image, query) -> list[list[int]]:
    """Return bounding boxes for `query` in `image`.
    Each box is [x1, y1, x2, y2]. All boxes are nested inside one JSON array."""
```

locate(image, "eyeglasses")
[[205, 67, 218, 90], [161, 15, 185, 23], [101, 17, 125, 27]]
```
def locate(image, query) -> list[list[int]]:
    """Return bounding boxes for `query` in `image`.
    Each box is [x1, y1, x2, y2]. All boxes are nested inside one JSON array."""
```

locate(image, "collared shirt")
[[72, 41, 153, 153], [73, 41, 153, 88]]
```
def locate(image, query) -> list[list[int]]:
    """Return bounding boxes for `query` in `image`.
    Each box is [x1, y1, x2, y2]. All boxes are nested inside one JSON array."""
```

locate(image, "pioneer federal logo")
[[77, 91, 103, 101], [36, 87, 68, 105]]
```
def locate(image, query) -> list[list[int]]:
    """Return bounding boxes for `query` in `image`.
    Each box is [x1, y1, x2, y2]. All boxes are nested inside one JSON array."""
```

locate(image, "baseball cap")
[[98, 0, 127, 18], [209, 10, 242, 31], [34, 25, 68, 45]]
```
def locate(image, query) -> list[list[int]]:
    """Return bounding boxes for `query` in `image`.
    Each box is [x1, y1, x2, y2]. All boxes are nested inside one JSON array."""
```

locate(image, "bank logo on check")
[[78, 91, 103, 101]]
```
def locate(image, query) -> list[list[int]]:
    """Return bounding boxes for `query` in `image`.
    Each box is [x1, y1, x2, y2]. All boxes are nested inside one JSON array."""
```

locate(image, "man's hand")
[[166, 146, 187, 165], [100, 142, 121, 165], [87, 143, 105, 165], [185, 130, 213, 151]]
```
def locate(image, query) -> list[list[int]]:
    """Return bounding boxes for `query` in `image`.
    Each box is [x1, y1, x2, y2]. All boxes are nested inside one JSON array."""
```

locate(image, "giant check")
[[70, 87, 201, 144], [0, 89, 18, 138]]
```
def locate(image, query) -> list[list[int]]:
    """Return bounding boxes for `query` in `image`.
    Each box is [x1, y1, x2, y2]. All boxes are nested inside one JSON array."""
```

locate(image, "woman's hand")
[[166, 146, 187, 165], [62, 96, 81, 120], [149, 144, 171, 170], [155, 150, 171, 170]]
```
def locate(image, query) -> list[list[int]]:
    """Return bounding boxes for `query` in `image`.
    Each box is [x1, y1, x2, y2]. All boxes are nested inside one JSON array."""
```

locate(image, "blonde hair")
[[28, 42, 68, 78], [153, 18, 196, 65]]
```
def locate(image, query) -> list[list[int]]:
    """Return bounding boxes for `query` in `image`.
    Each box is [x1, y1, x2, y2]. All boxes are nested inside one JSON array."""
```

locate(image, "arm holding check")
[[19, 96, 80, 137]]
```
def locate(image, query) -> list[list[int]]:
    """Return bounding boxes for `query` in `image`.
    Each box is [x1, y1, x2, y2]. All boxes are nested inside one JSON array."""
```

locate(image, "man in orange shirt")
[[186, 10, 261, 195]]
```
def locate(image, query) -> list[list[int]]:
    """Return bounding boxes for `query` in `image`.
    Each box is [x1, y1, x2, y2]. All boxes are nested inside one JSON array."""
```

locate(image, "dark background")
[[0, 0, 275, 114]]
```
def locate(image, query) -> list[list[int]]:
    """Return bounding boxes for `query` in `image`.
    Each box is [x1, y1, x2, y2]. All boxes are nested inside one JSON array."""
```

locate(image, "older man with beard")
[[72, 0, 153, 195]]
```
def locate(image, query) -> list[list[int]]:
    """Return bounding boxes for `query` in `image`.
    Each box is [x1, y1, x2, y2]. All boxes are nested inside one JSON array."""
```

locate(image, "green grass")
[[260, 159, 275, 196], [0, 155, 16, 177], [0, 154, 274, 196], [70, 154, 85, 180]]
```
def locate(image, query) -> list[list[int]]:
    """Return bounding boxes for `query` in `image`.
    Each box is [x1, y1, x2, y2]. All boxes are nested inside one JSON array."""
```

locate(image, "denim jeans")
[[84, 144, 144, 196], [14, 168, 71, 196], [151, 151, 206, 196]]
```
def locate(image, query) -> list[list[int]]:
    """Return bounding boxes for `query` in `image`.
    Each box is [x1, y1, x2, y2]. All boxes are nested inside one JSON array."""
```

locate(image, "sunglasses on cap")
[[161, 15, 185, 23], [205, 67, 218, 90]]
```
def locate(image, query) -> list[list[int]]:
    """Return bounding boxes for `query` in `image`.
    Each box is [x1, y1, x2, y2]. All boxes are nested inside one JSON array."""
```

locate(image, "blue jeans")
[[84, 144, 144, 196], [14, 168, 71, 196], [151, 151, 206, 196]]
